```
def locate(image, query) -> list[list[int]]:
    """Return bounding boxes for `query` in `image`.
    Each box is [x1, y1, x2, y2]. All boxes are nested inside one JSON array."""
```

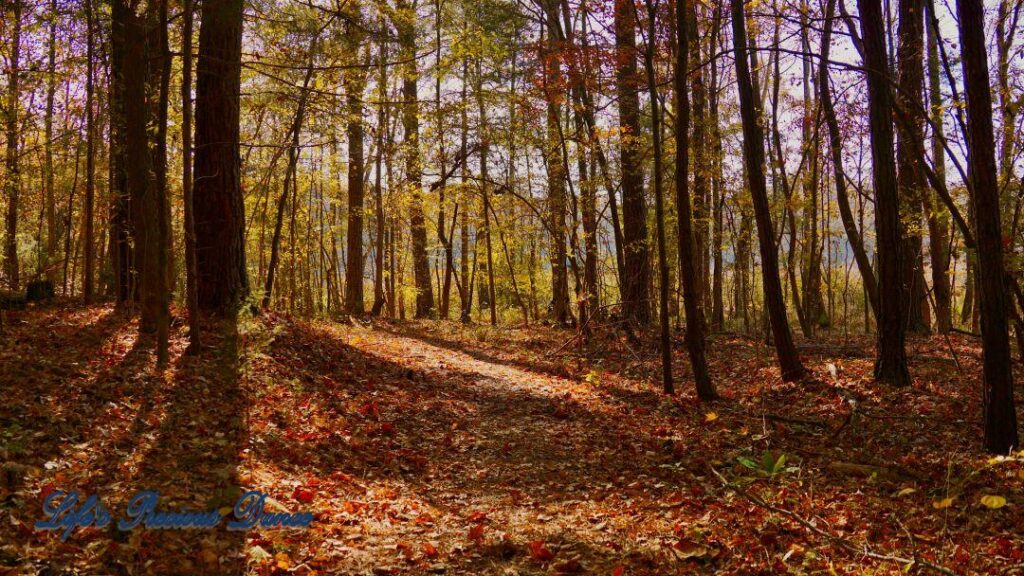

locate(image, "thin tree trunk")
[[676, 0, 716, 399], [182, 0, 201, 351], [924, 0, 951, 333], [640, 0, 674, 394], [820, 0, 878, 317], [859, 0, 911, 385], [730, 0, 805, 381]]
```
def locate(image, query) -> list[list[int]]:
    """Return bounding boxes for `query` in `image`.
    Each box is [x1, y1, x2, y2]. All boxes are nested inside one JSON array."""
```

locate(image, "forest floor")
[[1, 302, 1023, 575]]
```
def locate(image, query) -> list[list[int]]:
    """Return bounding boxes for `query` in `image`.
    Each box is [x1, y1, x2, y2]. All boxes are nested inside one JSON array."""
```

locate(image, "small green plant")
[[737, 450, 797, 479]]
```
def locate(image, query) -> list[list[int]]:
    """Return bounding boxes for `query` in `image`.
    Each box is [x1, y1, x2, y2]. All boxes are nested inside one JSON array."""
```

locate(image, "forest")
[[1, 0, 1023, 573]]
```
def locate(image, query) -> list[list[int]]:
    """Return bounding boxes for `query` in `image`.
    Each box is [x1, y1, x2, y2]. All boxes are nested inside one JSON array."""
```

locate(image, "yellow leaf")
[[705, 412, 719, 422], [980, 495, 1007, 509], [932, 497, 955, 509], [275, 552, 291, 570], [896, 487, 916, 497]]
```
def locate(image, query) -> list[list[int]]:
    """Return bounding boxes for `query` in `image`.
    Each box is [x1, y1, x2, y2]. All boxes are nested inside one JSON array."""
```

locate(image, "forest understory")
[[1, 301, 1021, 576]]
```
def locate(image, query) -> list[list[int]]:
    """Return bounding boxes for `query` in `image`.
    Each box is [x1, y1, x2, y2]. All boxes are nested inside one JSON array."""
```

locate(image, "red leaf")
[[422, 542, 439, 559], [528, 540, 555, 561], [468, 524, 485, 543], [292, 487, 315, 504], [611, 566, 626, 576]]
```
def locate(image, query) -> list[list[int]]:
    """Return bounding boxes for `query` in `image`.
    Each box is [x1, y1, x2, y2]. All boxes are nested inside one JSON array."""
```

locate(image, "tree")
[[729, 0, 804, 381], [194, 0, 249, 311], [675, 0, 715, 399], [344, 2, 368, 314], [396, 0, 435, 318], [640, 0, 674, 394], [83, 0, 96, 302], [894, 0, 930, 333], [858, 0, 911, 385], [955, 0, 1019, 453], [4, 0, 22, 290], [182, 0, 201, 351], [614, 0, 651, 326]]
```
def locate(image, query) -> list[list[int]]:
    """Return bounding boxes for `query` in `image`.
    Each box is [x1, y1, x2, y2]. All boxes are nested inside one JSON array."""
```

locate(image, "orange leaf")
[[422, 543, 440, 559]]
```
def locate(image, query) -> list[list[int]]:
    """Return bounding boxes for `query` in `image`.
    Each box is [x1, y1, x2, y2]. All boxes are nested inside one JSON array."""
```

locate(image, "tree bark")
[[182, 0, 201, 351], [4, 0, 22, 289], [859, 0, 911, 386], [345, 8, 368, 314], [676, 0, 716, 399], [614, 0, 651, 326], [641, 0, 674, 394], [895, 0, 930, 333], [956, 0, 1019, 453], [194, 0, 249, 312], [396, 0, 435, 318], [730, 0, 805, 381]]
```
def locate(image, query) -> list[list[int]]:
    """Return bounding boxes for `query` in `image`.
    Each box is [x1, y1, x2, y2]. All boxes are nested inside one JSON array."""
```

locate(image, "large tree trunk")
[[730, 0, 804, 381], [194, 0, 249, 312], [541, 5, 571, 325], [614, 0, 651, 326], [396, 0, 435, 318], [956, 0, 1019, 453], [4, 0, 22, 290], [109, 0, 132, 306], [859, 0, 911, 386], [344, 9, 368, 314], [676, 0, 716, 399], [895, 0, 930, 334]]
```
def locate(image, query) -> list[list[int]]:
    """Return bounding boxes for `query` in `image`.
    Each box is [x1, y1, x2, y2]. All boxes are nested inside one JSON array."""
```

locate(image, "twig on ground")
[[709, 466, 958, 576]]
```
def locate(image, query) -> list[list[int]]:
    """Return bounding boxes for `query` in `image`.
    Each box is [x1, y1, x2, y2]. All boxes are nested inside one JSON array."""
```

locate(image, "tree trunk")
[[44, 0, 58, 284], [345, 10, 368, 314], [396, 0, 435, 318], [676, 0, 716, 399], [895, 0, 930, 334], [4, 0, 22, 289], [614, 0, 651, 326], [820, 0, 879, 317], [641, 0, 674, 394], [540, 6, 571, 325], [83, 0, 96, 302], [182, 0, 201, 351], [194, 0, 249, 312], [956, 0, 1019, 453], [924, 0, 951, 333], [730, 0, 804, 381], [859, 0, 911, 385]]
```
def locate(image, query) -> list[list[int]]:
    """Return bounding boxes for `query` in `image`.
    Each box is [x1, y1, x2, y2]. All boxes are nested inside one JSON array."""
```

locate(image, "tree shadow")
[[0, 307, 247, 575]]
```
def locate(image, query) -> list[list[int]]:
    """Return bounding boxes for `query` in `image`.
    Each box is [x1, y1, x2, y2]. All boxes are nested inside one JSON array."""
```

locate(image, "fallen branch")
[[709, 466, 958, 576]]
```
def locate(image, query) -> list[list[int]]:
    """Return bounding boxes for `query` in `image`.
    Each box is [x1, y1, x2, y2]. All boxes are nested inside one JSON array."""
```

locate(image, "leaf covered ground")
[[1, 303, 1023, 575]]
